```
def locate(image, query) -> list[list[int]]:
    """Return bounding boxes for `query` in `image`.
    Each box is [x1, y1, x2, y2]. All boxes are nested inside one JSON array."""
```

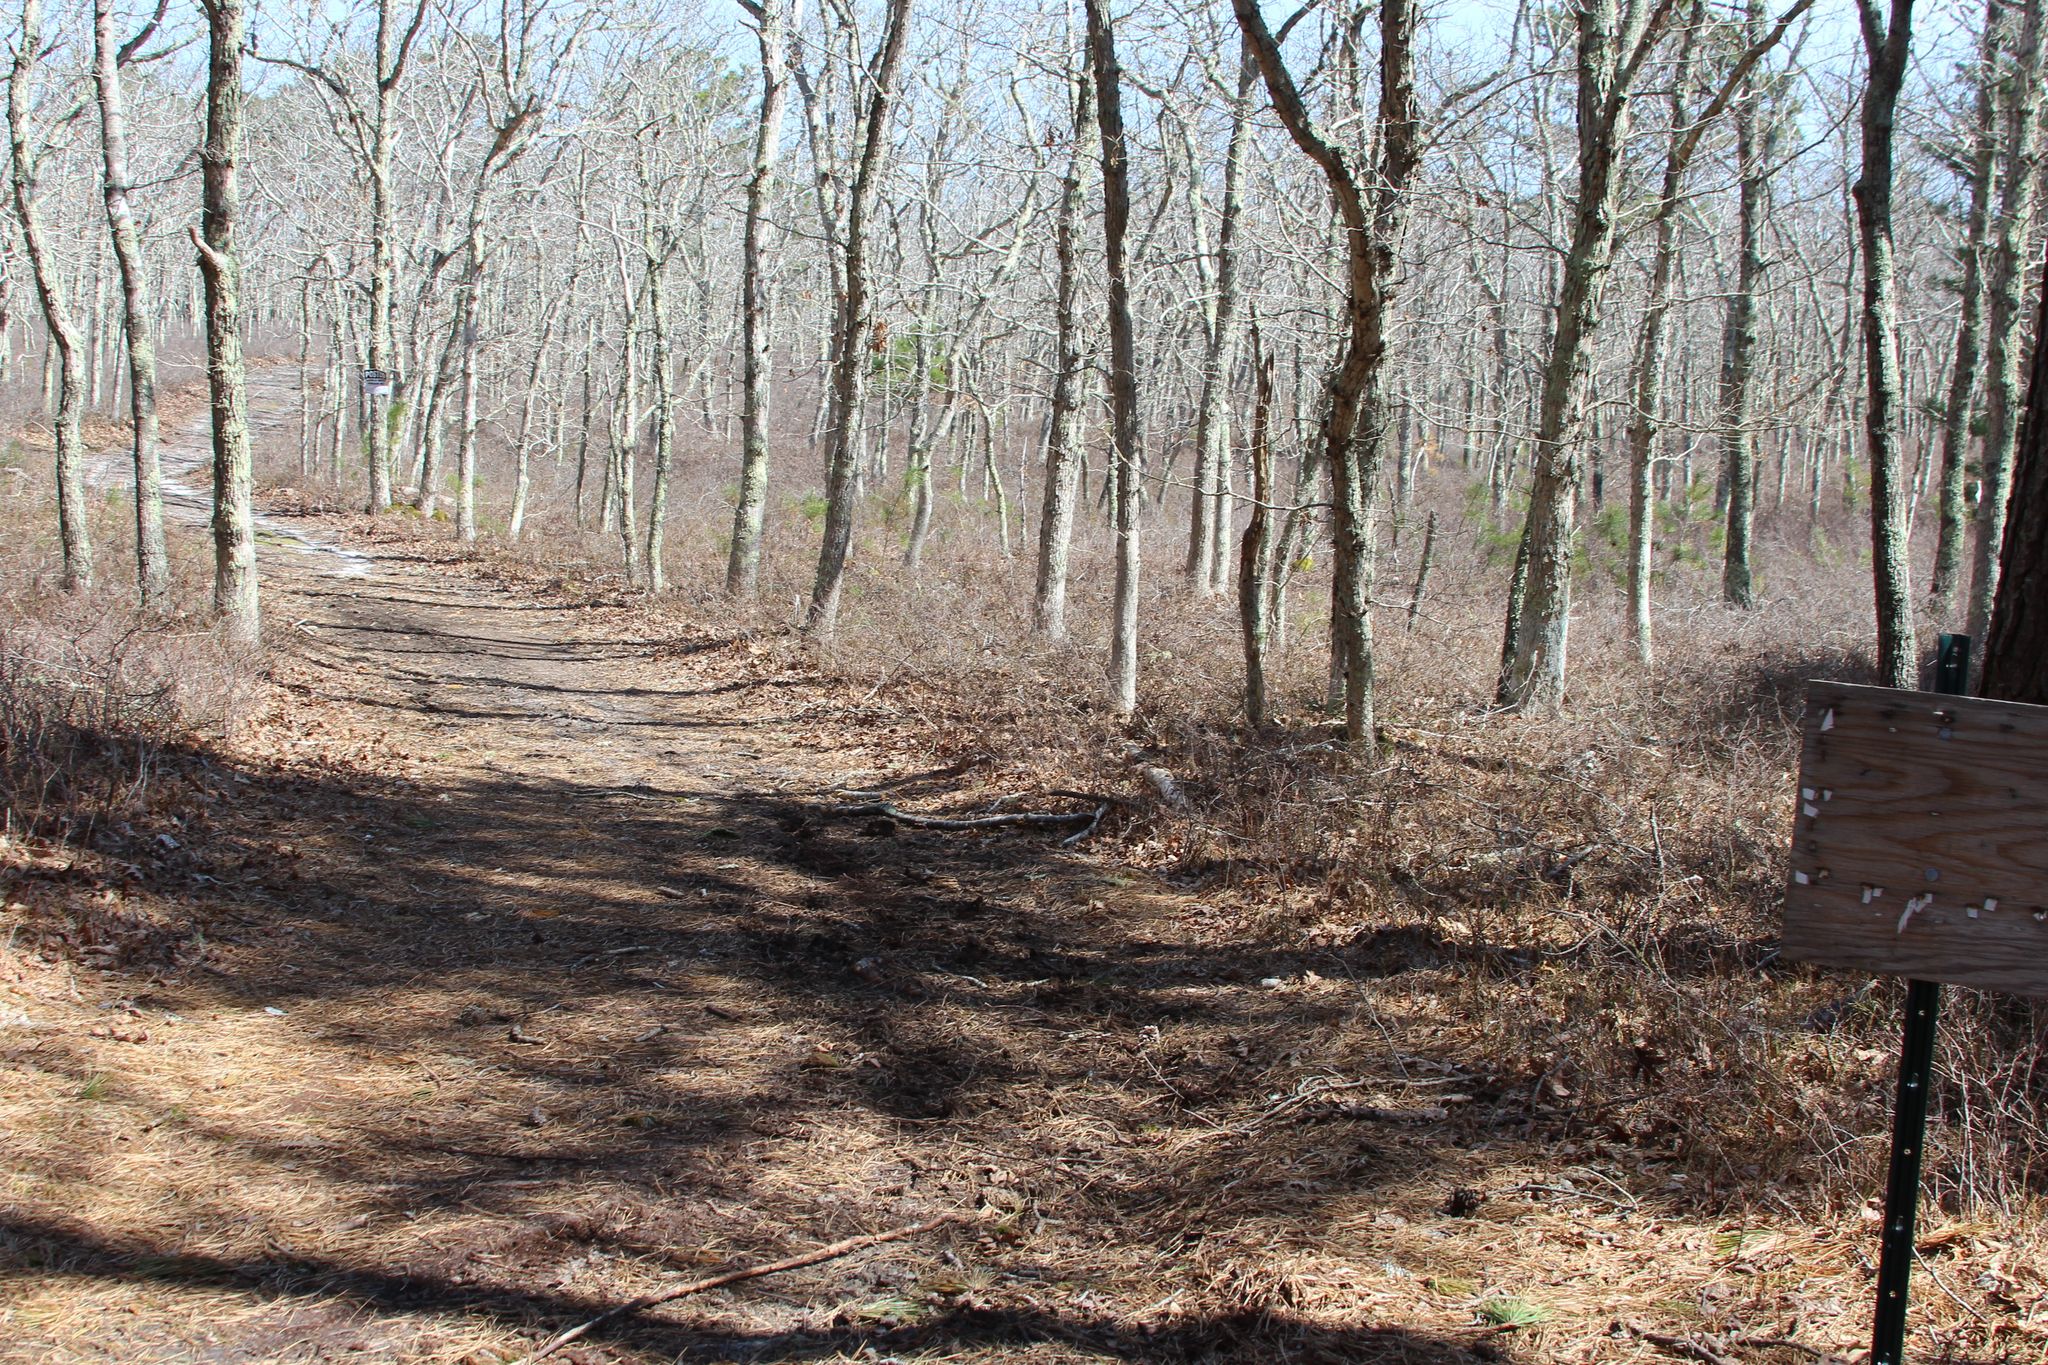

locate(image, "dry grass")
[[2, 383, 2043, 1365], [379, 426, 2048, 1226]]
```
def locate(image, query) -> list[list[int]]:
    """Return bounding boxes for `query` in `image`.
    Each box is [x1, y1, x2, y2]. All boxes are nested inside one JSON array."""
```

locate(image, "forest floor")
[[3, 376, 2039, 1365]]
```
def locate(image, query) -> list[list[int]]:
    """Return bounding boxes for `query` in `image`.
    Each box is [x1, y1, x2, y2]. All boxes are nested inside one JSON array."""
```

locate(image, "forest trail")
[[11, 379, 1602, 1364]]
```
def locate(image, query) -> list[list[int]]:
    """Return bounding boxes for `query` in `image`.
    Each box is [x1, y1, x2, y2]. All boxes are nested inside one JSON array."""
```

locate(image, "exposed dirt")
[[4, 380, 2039, 1364]]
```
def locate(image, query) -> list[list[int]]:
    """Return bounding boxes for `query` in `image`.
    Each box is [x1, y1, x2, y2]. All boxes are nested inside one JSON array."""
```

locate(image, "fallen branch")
[[1724, 1336, 1852, 1363], [513, 1212, 970, 1363], [831, 800, 1098, 832], [1621, 1322, 1739, 1365], [1059, 803, 1112, 848]]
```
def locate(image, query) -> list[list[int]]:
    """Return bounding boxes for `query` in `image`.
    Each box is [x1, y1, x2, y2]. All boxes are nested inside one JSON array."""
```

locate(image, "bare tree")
[[1032, 43, 1093, 641], [726, 0, 798, 596], [92, 0, 169, 610], [7, 0, 90, 591], [1086, 0, 1142, 718], [1185, 35, 1255, 595], [1238, 326, 1275, 725], [1852, 0, 1919, 688], [1965, 0, 2048, 658], [1719, 0, 1770, 609], [1927, 0, 2004, 610], [196, 0, 258, 642], [1496, 0, 1676, 710], [1235, 0, 1420, 745], [1980, 237, 2048, 702], [808, 0, 913, 638]]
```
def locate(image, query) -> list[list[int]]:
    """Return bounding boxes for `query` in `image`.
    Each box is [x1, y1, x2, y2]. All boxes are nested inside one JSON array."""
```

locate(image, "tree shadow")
[[0, 570, 1852, 1359], [3, 1211, 1510, 1362]]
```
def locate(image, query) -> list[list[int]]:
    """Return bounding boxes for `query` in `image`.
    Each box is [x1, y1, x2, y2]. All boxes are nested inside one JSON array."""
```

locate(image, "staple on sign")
[[1802, 788, 1816, 801], [1984, 898, 1997, 912], [1803, 803, 1819, 818], [1821, 708, 1836, 732], [1793, 871, 1810, 885]]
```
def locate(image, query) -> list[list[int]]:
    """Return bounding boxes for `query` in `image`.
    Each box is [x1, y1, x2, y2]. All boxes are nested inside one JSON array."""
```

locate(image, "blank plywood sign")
[[1783, 681, 2048, 999]]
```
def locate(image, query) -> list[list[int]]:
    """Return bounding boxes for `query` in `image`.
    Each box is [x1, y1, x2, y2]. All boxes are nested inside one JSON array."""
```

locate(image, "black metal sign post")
[[1868, 631, 1970, 1365]]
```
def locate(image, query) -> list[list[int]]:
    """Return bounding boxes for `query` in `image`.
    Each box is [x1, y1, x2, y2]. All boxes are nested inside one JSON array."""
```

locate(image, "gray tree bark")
[[1928, 0, 2004, 610], [727, 0, 795, 596], [1187, 41, 1255, 595], [1032, 55, 1094, 641], [1720, 12, 1768, 609], [1965, 0, 2048, 658], [92, 0, 167, 610], [196, 0, 258, 644], [1238, 331, 1275, 726], [8, 0, 91, 591], [1980, 238, 2048, 703], [1235, 0, 1419, 745], [1498, 0, 1676, 710], [1855, 0, 1919, 688], [807, 0, 912, 638], [1087, 0, 1143, 718]]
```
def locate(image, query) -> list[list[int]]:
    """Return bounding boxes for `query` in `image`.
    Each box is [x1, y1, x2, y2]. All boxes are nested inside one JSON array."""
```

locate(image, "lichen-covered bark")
[[726, 0, 792, 597], [197, 0, 258, 643], [92, 0, 166, 609], [9, 0, 91, 592]]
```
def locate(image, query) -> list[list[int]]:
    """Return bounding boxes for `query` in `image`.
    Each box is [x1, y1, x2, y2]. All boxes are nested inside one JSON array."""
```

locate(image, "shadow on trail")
[[0, 567, 1684, 1361], [1, 1212, 1510, 1363]]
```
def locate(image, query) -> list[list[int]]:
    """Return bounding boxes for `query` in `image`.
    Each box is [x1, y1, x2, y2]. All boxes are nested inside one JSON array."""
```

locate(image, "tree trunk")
[[1929, 0, 2004, 610], [1239, 334, 1275, 726], [1980, 238, 2048, 703], [1187, 42, 1254, 594], [364, 0, 423, 513], [1854, 0, 1920, 688], [1087, 0, 1143, 718], [8, 0, 91, 591], [807, 0, 912, 638], [615, 321, 641, 584], [1622, 9, 1705, 663], [1235, 0, 1418, 745], [508, 292, 562, 541], [645, 243, 676, 592], [1965, 0, 2048, 660], [453, 241, 483, 542], [1498, 0, 1669, 710], [1032, 56, 1093, 641], [726, 0, 793, 597], [92, 0, 167, 610], [197, 0, 258, 643], [1720, 24, 1766, 609]]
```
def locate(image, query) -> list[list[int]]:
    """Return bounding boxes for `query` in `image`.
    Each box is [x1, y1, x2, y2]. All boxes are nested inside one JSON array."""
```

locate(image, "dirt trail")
[[6, 379, 1653, 1364]]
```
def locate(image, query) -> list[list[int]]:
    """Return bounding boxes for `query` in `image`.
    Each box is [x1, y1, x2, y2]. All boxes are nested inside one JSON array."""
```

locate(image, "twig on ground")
[[829, 800, 1097, 832], [1724, 1335, 1853, 1363], [1059, 803, 1113, 847], [1622, 1321, 1738, 1365], [511, 1211, 972, 1363]]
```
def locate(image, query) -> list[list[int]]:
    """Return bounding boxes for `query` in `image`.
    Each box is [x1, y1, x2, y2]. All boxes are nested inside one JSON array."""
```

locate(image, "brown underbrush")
[[5, 399, 2037, 1363], [386, 433, 2046, 1171], [1, 409, 258, 976], [316, 436, 2048, 1230]]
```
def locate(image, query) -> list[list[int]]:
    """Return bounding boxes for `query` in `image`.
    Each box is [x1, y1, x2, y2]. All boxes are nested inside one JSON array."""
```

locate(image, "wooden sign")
[[1783, 681, 2048, 999]]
